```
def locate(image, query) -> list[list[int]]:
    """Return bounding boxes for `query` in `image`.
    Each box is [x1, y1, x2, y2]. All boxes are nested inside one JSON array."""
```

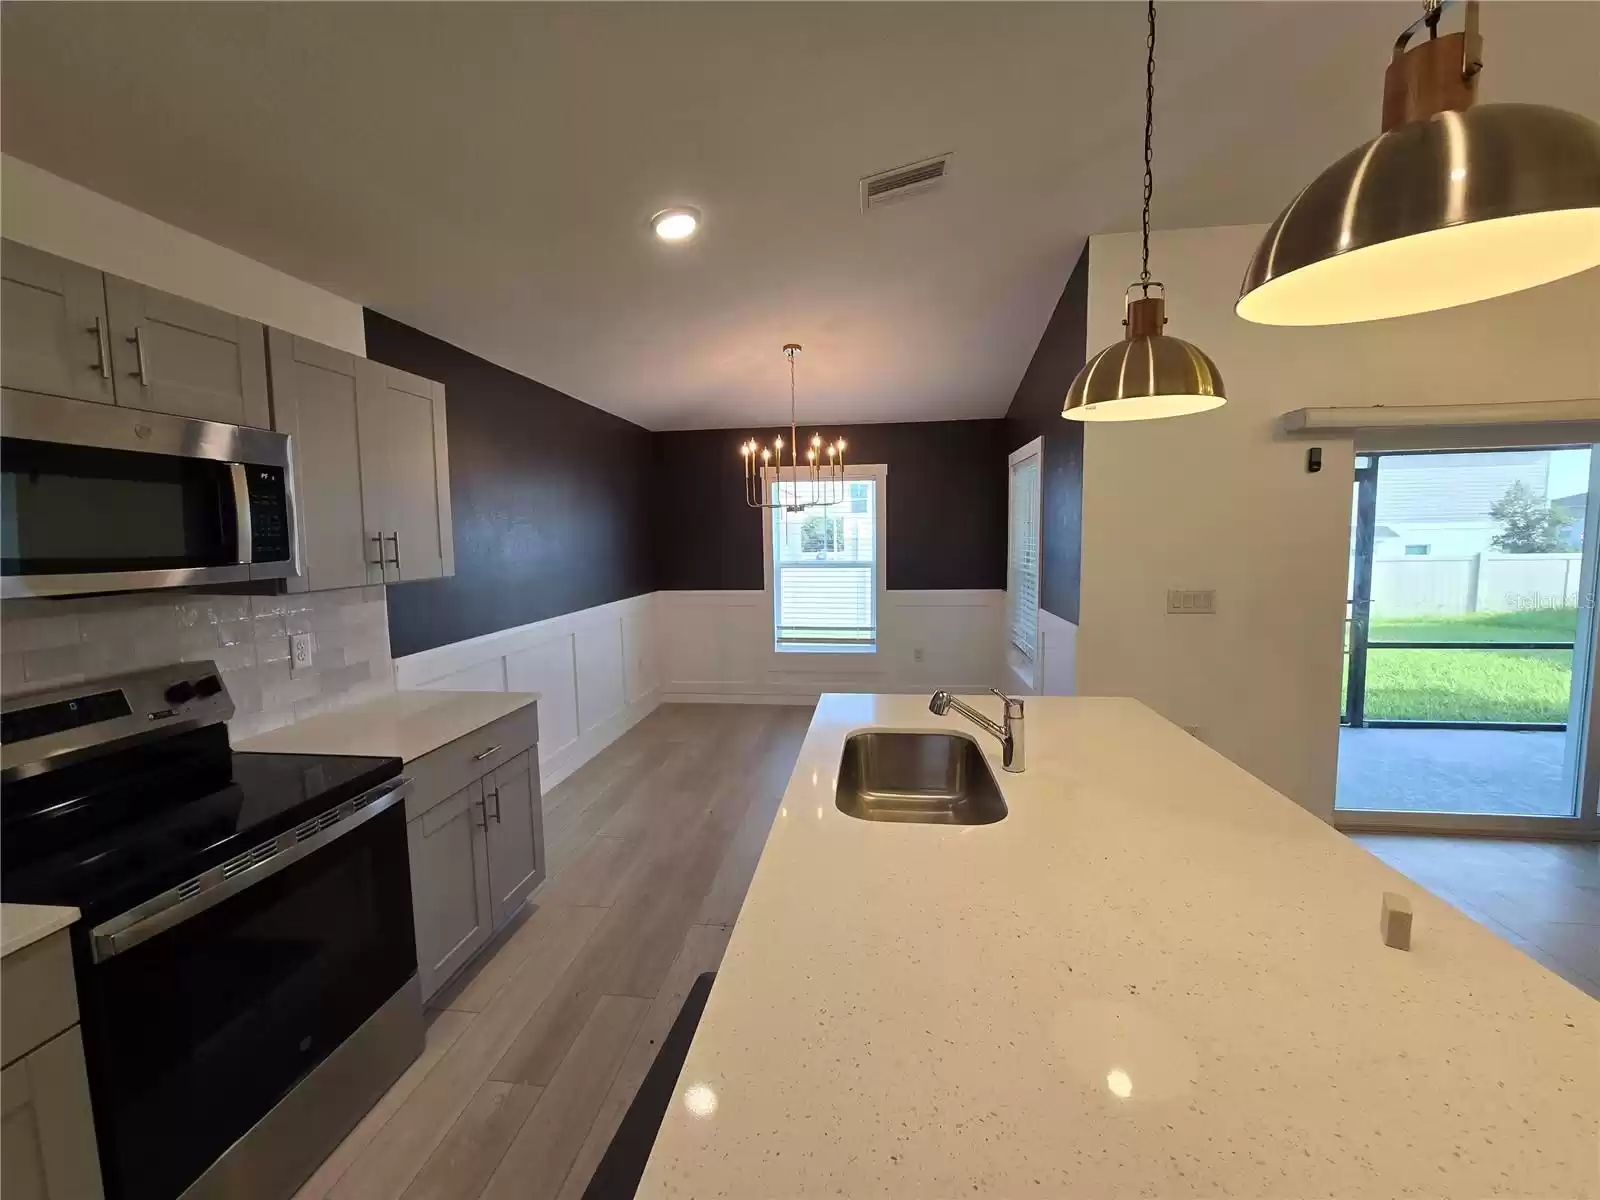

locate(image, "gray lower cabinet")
[[407, 779, 495, 998], [484, 751, 546, 928], [0, 241, 116, 406], [104, 274, 270, 427], [404, 706, 544, 1001], [1, 931, 104, 1200]]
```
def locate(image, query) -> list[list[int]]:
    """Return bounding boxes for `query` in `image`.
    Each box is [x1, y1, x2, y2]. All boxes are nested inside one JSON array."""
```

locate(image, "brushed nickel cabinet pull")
[[127, 326, 150, 385], [473, 744, 502, 762], [88, 316, 111, 379]]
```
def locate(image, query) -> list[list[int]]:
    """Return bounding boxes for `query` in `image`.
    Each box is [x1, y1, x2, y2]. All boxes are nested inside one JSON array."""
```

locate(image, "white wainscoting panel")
[[506, 638, 579, 759], [657, 590, 1004, 701], [1037, 608, 1078, 696], [428, 658, 507, 693], [622, 608, 659, 704], [574, 620, 626, 734], [394, 592, 658, 789]]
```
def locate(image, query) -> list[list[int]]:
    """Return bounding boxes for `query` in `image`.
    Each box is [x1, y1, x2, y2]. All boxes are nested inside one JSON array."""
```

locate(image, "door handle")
[[486, 788, 501, 824], [385, 531, 401, 577], [126, 326, 150, 385], [472, 798, 487, 830], [88, 316, 111, 379], [369, 534, 386, 567]]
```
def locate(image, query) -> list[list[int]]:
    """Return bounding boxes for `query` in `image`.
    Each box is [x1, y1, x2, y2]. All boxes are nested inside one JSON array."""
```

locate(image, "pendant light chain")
[[1139, 0, 1156, 294]]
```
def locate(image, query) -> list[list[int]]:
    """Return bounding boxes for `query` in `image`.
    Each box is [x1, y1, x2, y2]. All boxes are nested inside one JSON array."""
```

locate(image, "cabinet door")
[[104, 274, 270, 427], [266, 330, 381, 591], [1, 1028, 106, 1200], [1, 240, 115, 405], [355, 360, 453, 582], [406, 781, 493, 1000], [484, 751, 545, 929]]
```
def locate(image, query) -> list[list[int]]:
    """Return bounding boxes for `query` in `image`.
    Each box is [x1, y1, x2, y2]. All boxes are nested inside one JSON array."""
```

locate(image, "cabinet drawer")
[[1, 931, 77, 1068], [404, 703, 538, 822]]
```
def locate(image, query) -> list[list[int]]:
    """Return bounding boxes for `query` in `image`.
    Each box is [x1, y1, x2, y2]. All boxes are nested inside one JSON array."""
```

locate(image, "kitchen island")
[[638, 694, 1598, 1198]]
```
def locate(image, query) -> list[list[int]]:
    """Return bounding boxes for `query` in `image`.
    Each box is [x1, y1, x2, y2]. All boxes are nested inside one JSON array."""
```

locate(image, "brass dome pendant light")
[[1064, 0, 1225, 423], [1237, 0, 1600, 326]]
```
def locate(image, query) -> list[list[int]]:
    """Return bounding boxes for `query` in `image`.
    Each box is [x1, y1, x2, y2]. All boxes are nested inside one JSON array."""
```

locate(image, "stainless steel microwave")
[[1, 390, 298, 598]]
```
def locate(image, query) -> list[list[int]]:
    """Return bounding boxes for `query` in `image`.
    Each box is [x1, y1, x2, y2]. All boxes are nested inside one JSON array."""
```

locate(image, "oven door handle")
[[89, 776, 411, 963]]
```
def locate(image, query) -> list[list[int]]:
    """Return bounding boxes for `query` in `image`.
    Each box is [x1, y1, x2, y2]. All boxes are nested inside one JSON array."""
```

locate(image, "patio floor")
[[1336, 727, 1572, 817]]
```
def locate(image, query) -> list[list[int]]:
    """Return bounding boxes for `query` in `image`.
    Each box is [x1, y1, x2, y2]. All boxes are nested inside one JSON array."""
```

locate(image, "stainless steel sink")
[[835, 731, 1008, 825]]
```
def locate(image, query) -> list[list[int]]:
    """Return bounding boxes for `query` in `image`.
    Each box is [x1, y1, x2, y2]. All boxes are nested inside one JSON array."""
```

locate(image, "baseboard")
[[660, 683, 995, 705], [661, 691, 821, 706], [541, 687, 661, 789]]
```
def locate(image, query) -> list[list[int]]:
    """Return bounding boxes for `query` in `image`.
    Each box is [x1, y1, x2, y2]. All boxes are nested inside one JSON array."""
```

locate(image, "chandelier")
[[740, 343, 846, 511]]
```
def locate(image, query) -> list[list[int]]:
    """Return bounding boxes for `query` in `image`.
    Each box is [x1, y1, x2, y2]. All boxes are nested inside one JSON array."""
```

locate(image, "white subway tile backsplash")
[[4, 613, 82, 652], [1, 586, 394, 735]]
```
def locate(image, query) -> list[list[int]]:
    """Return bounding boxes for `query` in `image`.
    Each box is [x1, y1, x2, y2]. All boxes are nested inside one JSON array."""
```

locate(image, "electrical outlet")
[[290, 633, 314, 672], [913, 647, 925, 663], [1166, 588, 1216, 615]]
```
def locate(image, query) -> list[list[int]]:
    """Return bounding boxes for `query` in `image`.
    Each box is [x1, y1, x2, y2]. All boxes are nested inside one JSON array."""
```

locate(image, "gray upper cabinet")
[[266, 331, 380, 592], [355, 360, 454, 583], [104, 274, 270, 428], [268, 333, 454, 593], [0, 240, 116, 406]]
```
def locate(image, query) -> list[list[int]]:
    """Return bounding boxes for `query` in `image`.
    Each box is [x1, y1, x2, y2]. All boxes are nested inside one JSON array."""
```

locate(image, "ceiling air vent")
[[860, 154, 951, 211]]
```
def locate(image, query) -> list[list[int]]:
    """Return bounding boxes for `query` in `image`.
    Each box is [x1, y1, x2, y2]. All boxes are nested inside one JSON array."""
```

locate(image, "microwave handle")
[[89, 777, 411, 963], [229, 464, 254, 564]]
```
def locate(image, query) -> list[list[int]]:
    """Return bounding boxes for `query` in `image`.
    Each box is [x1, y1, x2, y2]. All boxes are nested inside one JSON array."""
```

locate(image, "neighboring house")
[[1553, 492, 1587, 550], [1372, 450, 1554, 558]]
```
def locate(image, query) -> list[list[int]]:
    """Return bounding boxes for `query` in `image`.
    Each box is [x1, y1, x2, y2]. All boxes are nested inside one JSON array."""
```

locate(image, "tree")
[[799, 514, 836, 554], [1489, 480, 1569, 553]]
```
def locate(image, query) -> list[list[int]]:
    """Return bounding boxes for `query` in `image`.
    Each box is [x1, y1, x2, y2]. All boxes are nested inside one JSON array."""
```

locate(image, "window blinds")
[[1008, 456, 1040, 659], [772, 480, 878, 647]]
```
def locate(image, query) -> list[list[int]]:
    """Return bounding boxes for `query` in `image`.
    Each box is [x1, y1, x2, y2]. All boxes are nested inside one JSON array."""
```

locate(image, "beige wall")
[[2, 155, 365, 354], [1077, 224, 1600, 820]]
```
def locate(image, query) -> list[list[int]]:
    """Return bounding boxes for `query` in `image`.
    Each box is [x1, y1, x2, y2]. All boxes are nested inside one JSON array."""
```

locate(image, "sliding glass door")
[[1336, 445, 1600, 832]]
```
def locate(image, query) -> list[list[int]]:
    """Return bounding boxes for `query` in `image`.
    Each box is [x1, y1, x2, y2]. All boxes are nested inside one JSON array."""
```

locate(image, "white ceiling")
[[4, 2, 1597, 430]]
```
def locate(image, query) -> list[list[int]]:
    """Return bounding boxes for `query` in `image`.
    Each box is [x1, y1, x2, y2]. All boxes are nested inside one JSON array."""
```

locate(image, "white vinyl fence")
[[1361, 552, 1583, 617]]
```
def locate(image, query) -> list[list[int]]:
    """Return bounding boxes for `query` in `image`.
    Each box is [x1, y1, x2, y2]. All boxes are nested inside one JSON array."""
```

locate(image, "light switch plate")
[[290, 632, 315, 672], [1167, 588, 1216, 615]]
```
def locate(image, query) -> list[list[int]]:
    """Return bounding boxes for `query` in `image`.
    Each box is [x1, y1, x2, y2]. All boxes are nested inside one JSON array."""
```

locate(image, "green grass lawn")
[[1346, 608, 1578, 723]]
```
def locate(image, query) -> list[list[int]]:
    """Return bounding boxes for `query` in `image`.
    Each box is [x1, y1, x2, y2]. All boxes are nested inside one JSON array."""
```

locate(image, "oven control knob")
[[194, 675, 223, 698], [164, 681, 197, 706]]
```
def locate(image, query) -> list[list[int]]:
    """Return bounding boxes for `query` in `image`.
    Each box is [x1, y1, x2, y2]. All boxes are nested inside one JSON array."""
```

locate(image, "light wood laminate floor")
[[294, 702, 814, 1200], [1355, 833, 1600, 998]]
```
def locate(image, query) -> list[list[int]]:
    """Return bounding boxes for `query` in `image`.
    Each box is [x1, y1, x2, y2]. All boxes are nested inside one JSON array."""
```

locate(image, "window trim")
[[1007, 437, 1043, 690], [762, 462, 888, 660]]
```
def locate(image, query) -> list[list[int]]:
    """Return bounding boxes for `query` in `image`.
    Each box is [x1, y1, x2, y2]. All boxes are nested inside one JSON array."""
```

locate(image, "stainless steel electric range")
[[1, 662, 422, 1200]]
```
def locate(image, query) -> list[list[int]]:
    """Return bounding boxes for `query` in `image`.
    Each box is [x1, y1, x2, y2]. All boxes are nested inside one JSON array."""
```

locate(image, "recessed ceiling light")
[[652, 206, 700, 241]]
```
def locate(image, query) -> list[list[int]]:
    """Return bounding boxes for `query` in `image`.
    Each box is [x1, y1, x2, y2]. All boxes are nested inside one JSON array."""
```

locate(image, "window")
[[769, 474, 881, 652], [1404, 543, 1431, 556], [1008, 442, 1042, 663]]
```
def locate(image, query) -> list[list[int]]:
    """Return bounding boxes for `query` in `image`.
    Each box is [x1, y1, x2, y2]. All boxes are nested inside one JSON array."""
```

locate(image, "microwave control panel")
[[246, 466, 292, 564]]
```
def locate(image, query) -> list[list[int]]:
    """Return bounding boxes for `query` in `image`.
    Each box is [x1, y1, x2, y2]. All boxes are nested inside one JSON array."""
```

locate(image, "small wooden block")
[[1380, 891, 1413, 951]]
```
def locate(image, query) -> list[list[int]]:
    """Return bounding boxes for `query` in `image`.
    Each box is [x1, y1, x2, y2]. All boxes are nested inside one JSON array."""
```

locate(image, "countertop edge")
[[0, 903, 81, 959]]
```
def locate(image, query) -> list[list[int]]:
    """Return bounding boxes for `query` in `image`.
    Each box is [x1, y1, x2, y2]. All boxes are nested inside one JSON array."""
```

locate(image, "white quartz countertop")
[[237, 690, 537, 762], [639, 695, 1599, 1199], [1, 903, 79, 958]]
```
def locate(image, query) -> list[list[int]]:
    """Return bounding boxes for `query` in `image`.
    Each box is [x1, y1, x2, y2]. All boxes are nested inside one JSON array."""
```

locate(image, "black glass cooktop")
[[2, 725, 401, 923]]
